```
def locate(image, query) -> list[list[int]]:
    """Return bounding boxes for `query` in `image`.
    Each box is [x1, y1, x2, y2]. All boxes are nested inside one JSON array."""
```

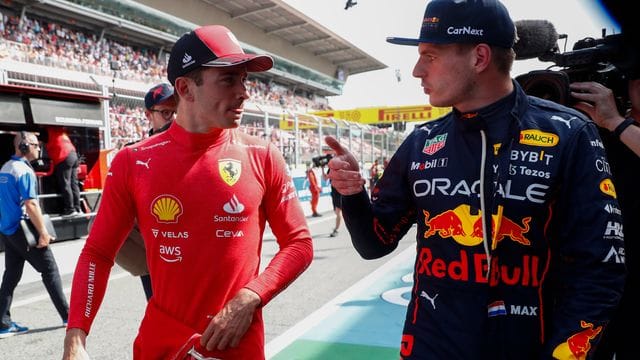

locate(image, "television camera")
[[514, 20, 639, 112], [312, 154, 333, 168]]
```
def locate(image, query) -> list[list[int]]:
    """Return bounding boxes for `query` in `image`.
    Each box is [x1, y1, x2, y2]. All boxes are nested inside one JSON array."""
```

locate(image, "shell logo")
[[150, 195, 183, 223], [599, 178, 617, 199]]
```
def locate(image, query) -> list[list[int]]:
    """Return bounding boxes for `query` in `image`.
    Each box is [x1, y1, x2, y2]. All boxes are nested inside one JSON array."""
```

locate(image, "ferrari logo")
[[219, 159, 241, 186]]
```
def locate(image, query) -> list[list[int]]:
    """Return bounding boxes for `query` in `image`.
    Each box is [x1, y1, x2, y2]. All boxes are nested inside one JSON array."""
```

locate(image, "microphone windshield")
[[514, 20, 559, 60]]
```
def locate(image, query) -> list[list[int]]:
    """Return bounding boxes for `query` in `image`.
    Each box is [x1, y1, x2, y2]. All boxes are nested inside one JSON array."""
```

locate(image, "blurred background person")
[[571, 77, 640, 360], [0, 131, 69, 338], [144, 83, 176, 137], [323, 165, 342, 237], [45, 127, 80, 216], [306, 161, 321, 217], [91, 83, 176, 302]]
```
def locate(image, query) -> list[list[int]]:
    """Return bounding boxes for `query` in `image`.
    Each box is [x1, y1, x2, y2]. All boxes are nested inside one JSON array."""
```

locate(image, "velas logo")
[[519, 129, 559, 147], [552, 321, 602, 359], [423, 204, 531, 248], [219, 158, 241, 186], [599, 178, 617, 198], [422, 134, 447, 155], [150, 195, 183, 223]]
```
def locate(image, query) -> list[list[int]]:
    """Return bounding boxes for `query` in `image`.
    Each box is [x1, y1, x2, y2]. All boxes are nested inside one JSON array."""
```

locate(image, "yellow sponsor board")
[[310, 105, 451, 124], [278, 105, 451, 130], [279, 113, 335, 130]]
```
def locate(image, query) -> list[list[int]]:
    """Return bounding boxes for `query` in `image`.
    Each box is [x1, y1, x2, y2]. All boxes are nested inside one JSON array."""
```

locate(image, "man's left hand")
[[200, 288, 261, 351]]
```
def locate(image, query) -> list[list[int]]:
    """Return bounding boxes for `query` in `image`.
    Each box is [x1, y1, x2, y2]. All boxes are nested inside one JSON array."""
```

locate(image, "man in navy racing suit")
[[325, 1, 625, 359]]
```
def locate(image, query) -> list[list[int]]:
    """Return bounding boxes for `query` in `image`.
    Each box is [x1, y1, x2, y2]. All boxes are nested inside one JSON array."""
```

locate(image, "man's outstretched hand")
[[324, 136, 366, 196]]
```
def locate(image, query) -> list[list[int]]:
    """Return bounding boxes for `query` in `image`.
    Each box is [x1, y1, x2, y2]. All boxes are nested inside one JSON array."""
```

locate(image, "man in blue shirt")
[[0, 131, 69, 338]]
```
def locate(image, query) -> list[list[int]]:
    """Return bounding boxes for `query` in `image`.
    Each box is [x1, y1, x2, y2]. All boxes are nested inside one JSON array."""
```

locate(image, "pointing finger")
[[324, 136, 347, 155]]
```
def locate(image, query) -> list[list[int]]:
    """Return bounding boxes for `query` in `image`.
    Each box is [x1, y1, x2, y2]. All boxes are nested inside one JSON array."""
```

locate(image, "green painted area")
[[271, 339, 399, 360]]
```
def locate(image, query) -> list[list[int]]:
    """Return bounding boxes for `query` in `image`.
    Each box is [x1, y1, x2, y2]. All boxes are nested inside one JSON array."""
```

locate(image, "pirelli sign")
[[310, 105, 451, 125]]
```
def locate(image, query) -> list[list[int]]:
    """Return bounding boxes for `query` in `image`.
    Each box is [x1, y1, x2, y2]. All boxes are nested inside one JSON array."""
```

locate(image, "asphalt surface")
[[0, 209, 415, 359]]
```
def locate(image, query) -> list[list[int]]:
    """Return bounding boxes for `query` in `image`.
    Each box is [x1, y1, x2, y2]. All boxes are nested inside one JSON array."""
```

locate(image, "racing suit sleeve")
[[342, 135, 417, 259], [544, 121, 626, 358], [244, 144, 313, 305], [67, 149, 136, 334]]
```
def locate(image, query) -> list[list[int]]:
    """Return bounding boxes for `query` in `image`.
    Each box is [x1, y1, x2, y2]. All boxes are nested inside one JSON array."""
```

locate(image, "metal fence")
[[239, 109, 404, 170]]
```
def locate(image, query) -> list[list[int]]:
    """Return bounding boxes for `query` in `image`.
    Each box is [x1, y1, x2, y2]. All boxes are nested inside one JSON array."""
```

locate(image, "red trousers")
[[310, 190, 319, 214]]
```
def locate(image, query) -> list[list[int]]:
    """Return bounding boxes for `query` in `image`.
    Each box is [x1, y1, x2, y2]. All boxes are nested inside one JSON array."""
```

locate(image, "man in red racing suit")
[[63, 25, 313, 360]]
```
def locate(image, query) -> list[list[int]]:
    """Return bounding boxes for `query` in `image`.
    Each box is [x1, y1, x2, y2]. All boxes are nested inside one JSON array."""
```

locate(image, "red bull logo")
[[552, 320, 602, 360], [416, 248, 540, 286], [423, 205, 531, 248]]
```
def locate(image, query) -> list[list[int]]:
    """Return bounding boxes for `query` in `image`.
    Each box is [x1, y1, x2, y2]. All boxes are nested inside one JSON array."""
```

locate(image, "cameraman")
[[571, 80, 640, 156], [570, 78, 640, 360]]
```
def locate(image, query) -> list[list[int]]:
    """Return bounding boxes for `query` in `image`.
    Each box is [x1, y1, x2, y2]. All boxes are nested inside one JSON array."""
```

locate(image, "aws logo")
[[150, 195, 183, 223], [219, 159, 241, 186], [599, 178, 617, 198], [519, 129, 558, 147]]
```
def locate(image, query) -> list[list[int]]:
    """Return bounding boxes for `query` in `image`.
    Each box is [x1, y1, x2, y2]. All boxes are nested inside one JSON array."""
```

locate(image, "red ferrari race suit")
[[342, 84, 626, 359], [67, 122, 313, 359]]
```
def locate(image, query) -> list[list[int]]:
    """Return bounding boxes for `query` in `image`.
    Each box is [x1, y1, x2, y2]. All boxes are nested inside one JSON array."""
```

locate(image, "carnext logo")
[[447, 26, 484, 36]]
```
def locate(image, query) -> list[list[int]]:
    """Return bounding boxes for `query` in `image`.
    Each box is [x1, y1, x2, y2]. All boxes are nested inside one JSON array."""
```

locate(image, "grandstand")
[[0, 0, 403, 243], [1, 0, 400, 159]]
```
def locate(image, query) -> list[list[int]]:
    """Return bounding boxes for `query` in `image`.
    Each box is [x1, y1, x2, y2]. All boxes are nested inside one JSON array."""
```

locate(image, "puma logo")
[[136, 158, 151, 169], [420, 290, 438, 309], [550, 115, 576, 128]]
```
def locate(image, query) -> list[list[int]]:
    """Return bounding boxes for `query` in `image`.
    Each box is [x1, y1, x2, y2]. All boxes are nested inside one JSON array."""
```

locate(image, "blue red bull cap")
[[386, 0, 516, 49], [144, 83, 174, 110]]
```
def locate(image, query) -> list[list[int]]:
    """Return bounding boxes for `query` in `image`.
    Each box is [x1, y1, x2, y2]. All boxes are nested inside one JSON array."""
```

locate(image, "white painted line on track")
[[265, 244, 416, 359]]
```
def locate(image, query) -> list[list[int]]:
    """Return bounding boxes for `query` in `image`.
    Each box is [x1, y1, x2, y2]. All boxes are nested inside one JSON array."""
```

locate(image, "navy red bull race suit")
[[342, 83, 625, 359]]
